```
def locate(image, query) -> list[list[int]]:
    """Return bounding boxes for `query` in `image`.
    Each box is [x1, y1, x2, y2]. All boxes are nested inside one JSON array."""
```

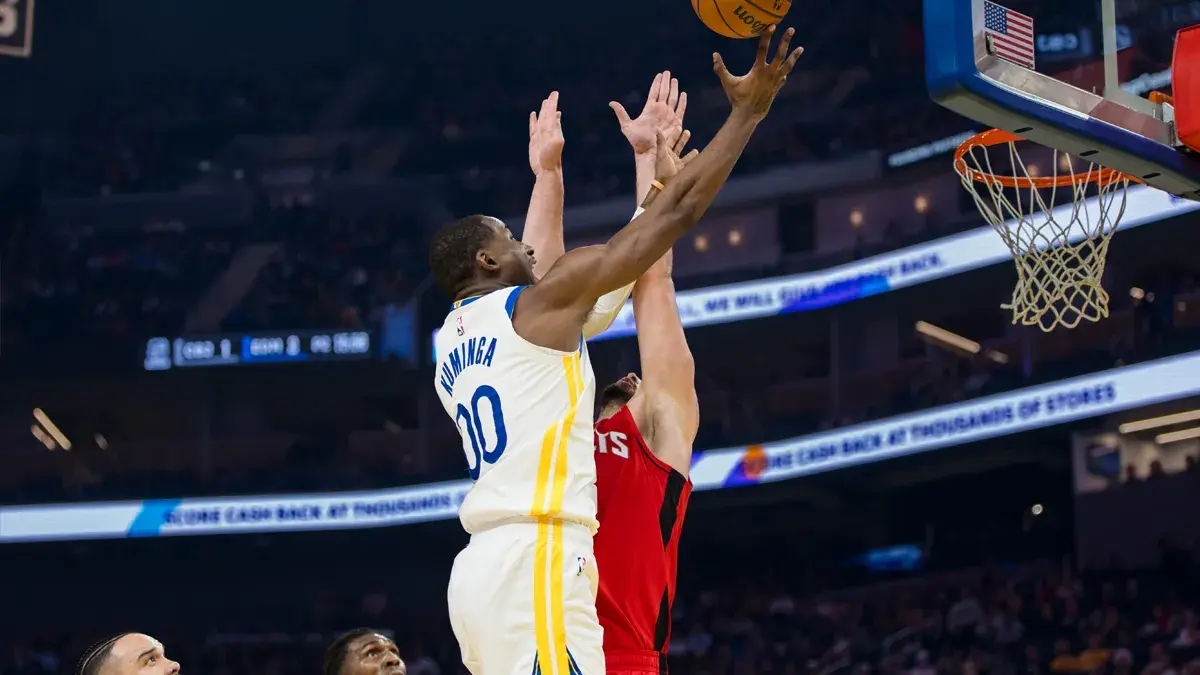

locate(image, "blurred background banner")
[[0, 479, 471, 543], [9, 349, 1200, 543], [435, 186, 1200, 353]]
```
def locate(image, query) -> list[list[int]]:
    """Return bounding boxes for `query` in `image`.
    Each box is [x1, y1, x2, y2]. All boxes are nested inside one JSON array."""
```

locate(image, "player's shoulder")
[[441, 286, 526, 334], [594, 406, 652, 454], [595, 404, 637, 433], [451, 286, 524, 314]]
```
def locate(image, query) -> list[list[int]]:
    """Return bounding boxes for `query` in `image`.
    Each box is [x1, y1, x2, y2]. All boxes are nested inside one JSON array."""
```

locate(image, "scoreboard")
[[144, 330, 373, 371]]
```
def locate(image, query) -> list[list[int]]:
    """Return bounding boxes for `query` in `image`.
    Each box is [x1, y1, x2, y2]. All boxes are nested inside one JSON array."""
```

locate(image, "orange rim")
[[953, 128, 1137, 189]]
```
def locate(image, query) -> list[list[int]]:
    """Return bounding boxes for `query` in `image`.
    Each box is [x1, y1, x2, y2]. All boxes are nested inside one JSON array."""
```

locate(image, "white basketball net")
[[955, 138, 1131, 332]]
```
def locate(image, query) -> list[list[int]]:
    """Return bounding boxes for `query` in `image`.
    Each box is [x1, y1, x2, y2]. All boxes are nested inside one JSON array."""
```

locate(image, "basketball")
[[692, 0, 792, 39]]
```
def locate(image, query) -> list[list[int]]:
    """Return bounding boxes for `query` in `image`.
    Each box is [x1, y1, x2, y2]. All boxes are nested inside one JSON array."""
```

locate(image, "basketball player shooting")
[[429, 26, 802, 675], [522, 70, 699, 675]]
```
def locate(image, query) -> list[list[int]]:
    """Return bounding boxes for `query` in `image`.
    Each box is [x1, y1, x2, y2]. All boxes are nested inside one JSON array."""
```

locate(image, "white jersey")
[[434, 286, 598, 535]]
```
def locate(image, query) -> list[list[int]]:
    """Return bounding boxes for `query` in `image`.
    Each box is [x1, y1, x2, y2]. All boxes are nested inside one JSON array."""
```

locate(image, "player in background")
[[323, 629, 407, 675], [521, 70, 699, 675], [429, 27, 802, 675], [77, 633, 181, 675]]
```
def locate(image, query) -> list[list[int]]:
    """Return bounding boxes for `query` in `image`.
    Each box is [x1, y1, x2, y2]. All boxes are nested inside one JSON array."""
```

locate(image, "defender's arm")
[[628, 252, 698, 477], [513, 109, 760, 351], [525, 74, 691, 339], [513, 27, 803, 352]]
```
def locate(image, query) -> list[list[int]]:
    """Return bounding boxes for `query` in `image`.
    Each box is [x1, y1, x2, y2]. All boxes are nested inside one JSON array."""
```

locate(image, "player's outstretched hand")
[[712, 26, 803, 121], [652, 126, 700, 185], [610, 71, 689, 157], [529, 91, 565, 175]]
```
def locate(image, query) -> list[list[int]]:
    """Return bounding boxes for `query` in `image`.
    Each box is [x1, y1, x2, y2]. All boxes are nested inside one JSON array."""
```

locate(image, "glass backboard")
[[925, 0, 1200, 199]]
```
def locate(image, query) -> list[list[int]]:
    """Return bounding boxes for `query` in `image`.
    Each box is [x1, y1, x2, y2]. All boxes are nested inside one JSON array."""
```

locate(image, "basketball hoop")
[[954, 129, 1138, 332]]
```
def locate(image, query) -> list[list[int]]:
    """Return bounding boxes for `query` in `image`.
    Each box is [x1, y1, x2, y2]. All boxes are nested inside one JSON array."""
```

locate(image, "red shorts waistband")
[[605, 649, 663, 674]]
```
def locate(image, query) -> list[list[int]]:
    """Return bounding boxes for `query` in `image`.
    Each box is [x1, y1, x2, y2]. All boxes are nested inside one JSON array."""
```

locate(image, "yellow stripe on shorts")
[[531, 352, 583, 675], [550, 353, 583, 675]]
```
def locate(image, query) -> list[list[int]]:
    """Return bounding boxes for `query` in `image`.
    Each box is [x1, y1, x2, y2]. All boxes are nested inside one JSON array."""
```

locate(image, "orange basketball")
[[691, 0, 791, 39]]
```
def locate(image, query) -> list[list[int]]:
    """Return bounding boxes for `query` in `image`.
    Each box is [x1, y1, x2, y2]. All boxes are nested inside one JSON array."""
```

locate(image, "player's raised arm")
[[628, 248, 698, 476], [513, 27, 803, 352], [520, 79, 691, 338], [522, 92, 566, 281], [579, 71, 694, 338], [611, 70, 691, 206], [524, 74, 691, 277]]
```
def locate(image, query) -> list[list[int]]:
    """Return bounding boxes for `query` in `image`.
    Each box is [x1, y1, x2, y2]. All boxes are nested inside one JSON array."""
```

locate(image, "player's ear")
[[475, 247, 500, 272]]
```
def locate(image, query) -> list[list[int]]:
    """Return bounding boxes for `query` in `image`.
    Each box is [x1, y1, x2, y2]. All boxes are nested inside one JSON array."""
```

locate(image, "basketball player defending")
[[429, 26, 802, 675], [596, 77, 699, 675], [522, 71, 699, 675]]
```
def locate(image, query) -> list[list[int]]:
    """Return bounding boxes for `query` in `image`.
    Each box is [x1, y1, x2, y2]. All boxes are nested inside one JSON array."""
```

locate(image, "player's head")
[[429, 215, 537, 299], [598, 372, 641, 419], [323, 629, 406, 675], [78, 633, 179, 675]]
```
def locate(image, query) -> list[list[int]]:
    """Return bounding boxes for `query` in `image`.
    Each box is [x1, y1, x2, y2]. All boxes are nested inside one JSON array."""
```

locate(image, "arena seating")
[[4, 551, 1199, 675], [0, 0, 1172, 360], [221, 207, 424, 333]]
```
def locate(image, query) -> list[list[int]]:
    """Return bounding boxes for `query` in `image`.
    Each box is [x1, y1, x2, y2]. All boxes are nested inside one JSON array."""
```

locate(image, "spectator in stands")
[[5, 563, 1200, 675], [1078, 634, 1110, 670], [322, 629, 406, 675], [398, 644, 438, 675], [947, 589, 985, 645], [1175, 612, 1199, 648], [1022, 644, 1045, 675]]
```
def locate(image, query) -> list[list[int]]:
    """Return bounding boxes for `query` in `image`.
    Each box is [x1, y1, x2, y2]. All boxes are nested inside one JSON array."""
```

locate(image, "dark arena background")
[[2, 1, 1200, 675]]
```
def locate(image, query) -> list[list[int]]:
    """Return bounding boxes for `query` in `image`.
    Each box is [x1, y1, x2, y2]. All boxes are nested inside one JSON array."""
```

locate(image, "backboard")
[[925, 0, 1200, 199]]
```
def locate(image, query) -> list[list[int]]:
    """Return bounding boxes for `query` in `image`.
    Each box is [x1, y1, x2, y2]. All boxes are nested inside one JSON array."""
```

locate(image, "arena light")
[[916, 321, 980, 354], [30, 425, 56, 451], [1118, 408, 1200, 434], [984, 349, 1009, 364], [1154, 425, 1200, 445], [32, 408, 72, 451], [915, 321, 1009, 364]]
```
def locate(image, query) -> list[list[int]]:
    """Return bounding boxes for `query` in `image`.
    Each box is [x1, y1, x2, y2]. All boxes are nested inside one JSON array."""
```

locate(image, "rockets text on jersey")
[[593, 405, 692, 669]]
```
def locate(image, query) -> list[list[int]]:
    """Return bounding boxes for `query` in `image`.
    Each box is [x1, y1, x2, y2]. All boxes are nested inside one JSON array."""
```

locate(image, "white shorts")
[[448, 520, 604, 675]]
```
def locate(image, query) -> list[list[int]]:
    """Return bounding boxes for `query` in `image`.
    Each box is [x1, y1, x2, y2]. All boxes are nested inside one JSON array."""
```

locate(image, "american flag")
[[983, 1, 1035, 69]]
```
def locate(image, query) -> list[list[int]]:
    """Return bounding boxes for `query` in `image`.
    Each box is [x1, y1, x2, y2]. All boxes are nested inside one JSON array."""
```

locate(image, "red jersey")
[[593, 405, 692, 674]]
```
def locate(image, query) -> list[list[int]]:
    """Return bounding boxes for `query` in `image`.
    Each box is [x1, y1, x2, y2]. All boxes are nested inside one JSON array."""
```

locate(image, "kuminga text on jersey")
[[438, 336, 499, 396]]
